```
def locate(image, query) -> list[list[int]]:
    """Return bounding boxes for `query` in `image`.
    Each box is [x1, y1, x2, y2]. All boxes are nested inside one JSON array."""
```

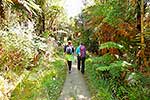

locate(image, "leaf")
[[96, 66, 110, 71], [4, 0, 13, 3], [99, 41, 125, 50], [26, 0, 42, 12]]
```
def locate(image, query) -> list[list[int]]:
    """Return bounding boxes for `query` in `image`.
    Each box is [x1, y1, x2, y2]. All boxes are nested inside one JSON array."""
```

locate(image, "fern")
[[99, 41, 125, 50], [91, 53, 115, 65], [96, 66, 110, 71], [96, 60, 132, 78], [109, 61, 130, 78]]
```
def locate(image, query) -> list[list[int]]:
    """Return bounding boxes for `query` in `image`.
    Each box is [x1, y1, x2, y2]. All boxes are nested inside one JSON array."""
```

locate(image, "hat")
[[68, 40, 72, 43], [68, 40, 72, 45]]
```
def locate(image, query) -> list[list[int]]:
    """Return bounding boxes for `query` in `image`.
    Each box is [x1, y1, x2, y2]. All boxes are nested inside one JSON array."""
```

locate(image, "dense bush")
[[85, 54, 150, 100], [0, 32, 35, 73], [0, 29, 65, 99]]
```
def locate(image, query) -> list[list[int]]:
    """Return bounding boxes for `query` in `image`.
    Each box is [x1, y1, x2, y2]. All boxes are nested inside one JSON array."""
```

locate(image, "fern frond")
[[91, 53, 115, 64], [99, 41, 124, 50], [96, 66, 110, 71]]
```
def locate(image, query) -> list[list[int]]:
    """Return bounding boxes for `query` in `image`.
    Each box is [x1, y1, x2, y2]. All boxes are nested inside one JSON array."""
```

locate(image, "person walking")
[[76, 44, 81, 71], [64, 40, 74, 73], [76, 43, 86, 74]]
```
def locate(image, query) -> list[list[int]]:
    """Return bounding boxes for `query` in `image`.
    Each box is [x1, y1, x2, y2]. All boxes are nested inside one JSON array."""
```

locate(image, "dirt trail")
[[58, 63, 91, 100]]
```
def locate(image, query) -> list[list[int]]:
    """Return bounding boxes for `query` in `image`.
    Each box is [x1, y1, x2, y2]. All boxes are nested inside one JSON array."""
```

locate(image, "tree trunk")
[[140, 0, 148, 67], [137, 0, 141, 32]]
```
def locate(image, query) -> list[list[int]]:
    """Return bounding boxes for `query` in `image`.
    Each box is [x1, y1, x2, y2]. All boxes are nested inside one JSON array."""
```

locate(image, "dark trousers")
[[77, 55, 81, 70], [81, 57, 86, 74], [77, 56, 86, 74], [67, 61, 72, 71]]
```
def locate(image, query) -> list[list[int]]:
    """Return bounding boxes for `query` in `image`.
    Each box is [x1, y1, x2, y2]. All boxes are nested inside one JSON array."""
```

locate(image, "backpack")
[[80, 45, 86, 57], [66, 46, 72, 54]]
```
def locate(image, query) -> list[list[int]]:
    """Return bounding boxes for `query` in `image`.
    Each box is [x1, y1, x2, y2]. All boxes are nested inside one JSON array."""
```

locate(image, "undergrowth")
[[85, 54, 150, 100], [11, 59, 67, 100]]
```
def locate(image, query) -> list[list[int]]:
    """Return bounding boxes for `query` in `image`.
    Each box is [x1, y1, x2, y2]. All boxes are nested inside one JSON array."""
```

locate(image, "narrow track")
[[58, 63, 91, 100]]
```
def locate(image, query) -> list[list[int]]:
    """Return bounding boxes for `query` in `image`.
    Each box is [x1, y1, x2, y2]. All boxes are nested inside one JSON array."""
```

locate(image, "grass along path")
[[58, 62, 91, 100]]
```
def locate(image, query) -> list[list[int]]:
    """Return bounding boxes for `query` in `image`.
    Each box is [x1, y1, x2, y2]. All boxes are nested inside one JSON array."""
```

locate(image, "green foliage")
[[99, 42, 125, 51], [0, 26, 65, 99], [11, 79, 39, 100], [127, 86, 150, 100], [90, 53, 115, 65], [0, 32, 34, 73], [96, 55, 132, 79], [11, 60, 66, 100], [78, 0, 136, 52], [85, 58, 113, 100], [97, 87, 112, 100], [40, 60, 67, 100], [109, 61, 131, 78], [85, 55, 149, 100], [83, 0, 135, 26], [42, 31, 51, 39], [41, 71, 61, 100], [0, 31, 52, 73], [9, 0, 42, 16]]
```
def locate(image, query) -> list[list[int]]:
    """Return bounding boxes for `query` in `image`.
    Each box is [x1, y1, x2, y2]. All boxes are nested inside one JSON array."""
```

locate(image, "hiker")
[[76, 43, 86, 74], [64, 40, 74, 73], [76, 43, 81, 71]]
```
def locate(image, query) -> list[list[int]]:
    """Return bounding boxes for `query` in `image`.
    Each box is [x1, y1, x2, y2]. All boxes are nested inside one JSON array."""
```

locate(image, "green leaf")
[[99, 41, 124, 50], [96, 66, 110, 71]]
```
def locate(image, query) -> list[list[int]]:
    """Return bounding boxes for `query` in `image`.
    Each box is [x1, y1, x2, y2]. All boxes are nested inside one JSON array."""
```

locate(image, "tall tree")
[[35, 0, 63, 36], [35, 0, 46, 35], [140, 0, 148, 66]]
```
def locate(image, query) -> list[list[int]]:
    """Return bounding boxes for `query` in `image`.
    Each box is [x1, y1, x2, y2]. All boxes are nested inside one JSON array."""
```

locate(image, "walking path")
[[58, 63, 91, 100]]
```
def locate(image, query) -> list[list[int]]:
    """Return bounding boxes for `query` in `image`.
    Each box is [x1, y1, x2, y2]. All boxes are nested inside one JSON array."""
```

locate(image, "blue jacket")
[[76, 45, 80, 55]]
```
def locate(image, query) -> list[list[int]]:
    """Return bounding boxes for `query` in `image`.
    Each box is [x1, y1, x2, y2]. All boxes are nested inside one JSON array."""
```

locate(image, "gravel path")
[[58, 63, 91, 100]]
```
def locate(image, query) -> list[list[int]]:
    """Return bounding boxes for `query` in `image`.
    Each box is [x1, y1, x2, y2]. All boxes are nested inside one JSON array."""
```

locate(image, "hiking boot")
[[69, 70, 71, 74]]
